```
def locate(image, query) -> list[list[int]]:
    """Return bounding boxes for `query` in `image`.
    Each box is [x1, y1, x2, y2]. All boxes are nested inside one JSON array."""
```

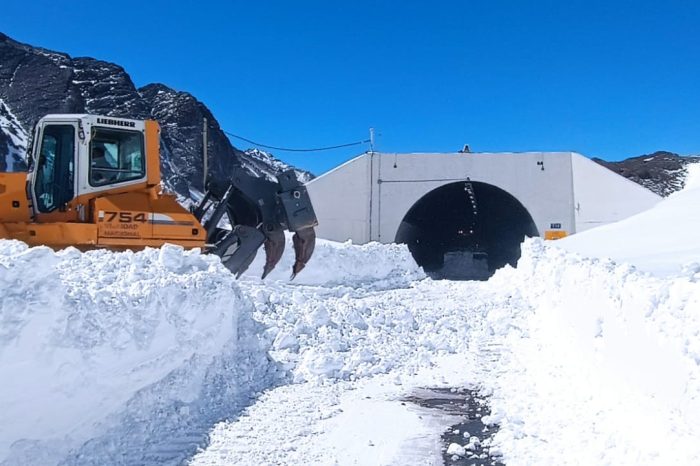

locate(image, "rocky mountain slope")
[[0, 98, 27, 172], [593, 151, 700, 197], [0, 32, 312, 199]]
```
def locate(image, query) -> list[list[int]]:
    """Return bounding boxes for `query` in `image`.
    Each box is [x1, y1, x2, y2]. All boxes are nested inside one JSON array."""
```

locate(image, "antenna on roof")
[[369, 128, 375, 153]]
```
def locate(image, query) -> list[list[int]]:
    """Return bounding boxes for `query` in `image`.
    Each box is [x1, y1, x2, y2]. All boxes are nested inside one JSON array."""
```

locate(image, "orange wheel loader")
[[0, 114, 317, 278]]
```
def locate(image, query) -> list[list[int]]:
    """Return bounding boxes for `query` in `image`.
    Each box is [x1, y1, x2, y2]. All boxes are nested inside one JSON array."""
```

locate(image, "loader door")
[[32, 124, 76, 213]]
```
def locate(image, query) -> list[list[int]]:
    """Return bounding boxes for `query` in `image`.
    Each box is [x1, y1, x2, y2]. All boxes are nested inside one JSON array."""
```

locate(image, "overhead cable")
[[223, 130, 370, 153]]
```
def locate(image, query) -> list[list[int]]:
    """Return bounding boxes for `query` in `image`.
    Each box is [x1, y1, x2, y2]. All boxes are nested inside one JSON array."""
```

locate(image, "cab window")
[[34, 125, 75, 213], [90, 127, 144, 187]]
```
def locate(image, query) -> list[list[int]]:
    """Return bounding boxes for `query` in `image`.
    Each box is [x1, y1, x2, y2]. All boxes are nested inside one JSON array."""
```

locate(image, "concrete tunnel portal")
[[305, 151, 662, 281], [394, 181, 539, 280]]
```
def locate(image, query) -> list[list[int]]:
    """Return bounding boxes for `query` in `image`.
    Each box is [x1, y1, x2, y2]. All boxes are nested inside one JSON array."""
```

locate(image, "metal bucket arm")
[[195, 168, 317, 278]]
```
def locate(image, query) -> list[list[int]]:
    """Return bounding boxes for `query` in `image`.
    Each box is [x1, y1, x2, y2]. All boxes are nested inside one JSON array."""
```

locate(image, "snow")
[[559, 162, 700, 277], [483, 239, 700, 464], [243, 236, 426, 287], [0, 243, 277, 465], [2, 162, 700, 465], [446, 443, 466, 457]]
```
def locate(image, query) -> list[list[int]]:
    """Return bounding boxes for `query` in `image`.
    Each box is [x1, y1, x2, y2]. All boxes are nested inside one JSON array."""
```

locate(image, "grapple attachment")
[[195, 169, 317, 279], [292, 227, 315, 278]]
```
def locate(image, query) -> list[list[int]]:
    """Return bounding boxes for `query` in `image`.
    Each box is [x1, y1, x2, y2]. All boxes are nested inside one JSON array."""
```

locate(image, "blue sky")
[[3, 1, 700, 174]]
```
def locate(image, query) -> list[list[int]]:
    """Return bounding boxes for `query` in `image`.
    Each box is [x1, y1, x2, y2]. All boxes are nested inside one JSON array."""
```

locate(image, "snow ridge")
[[485, 239, 700, 464], [0, 242, 278, 466]]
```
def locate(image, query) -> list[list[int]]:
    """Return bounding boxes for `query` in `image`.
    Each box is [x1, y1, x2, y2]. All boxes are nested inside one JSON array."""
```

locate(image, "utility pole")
[[202, 117, 208, 189]]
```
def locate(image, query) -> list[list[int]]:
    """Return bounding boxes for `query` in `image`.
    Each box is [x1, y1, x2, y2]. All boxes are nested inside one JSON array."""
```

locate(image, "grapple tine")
[[291, 227, 316, 279], [214, 225, 265, 278], [262, 229, 286, 279]]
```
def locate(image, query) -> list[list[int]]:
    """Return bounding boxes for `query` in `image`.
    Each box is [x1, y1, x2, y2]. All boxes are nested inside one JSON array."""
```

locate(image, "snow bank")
[[0, 230, 424, 465], [244, 279, 433, 383], [0, 242, 276, 466], [485, 238, 700, 464], [559, 162, 700, 276], [244, 241, 424, 383], [244, 237, 425, 287]]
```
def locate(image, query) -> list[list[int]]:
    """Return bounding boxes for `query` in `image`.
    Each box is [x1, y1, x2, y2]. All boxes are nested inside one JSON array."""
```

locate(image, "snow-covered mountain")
[[0, 98, 26, 172], [0, 32, 312, 199], [242, 148, 313, 184], [593, 151, 700, 197]]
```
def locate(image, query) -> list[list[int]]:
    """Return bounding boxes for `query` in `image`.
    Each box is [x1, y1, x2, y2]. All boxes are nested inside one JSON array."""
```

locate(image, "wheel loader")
[[0, 114, 317, 278]]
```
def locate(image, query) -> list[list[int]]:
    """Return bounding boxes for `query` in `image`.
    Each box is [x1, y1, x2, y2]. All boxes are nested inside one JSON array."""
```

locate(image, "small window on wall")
[[90, 127, 145, 187]]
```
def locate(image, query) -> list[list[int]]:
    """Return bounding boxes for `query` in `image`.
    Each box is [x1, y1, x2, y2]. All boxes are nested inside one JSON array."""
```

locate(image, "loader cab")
[[30, 115, 155, 220]]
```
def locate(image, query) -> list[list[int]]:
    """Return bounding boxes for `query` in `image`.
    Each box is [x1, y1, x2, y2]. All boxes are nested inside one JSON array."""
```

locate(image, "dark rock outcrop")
[[0, 32, 312, 199], [0, 98, 27, 171], [138, 83, 243, 195], [593, 151, 700, 197]]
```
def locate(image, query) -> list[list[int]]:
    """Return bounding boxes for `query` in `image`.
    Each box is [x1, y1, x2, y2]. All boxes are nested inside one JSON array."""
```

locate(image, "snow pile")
[[0, 242, 276, 466], [559, 161, 700, 276], [244, 237, 425, 287], [243, 279, 439, 383], [190, 274, 504, 465], [484, 239, 700, 464], [0, 230, 424, 465]]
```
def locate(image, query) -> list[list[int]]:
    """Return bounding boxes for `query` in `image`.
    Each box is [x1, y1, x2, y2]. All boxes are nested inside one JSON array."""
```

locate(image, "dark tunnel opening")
[[395, 181, 539, 280]]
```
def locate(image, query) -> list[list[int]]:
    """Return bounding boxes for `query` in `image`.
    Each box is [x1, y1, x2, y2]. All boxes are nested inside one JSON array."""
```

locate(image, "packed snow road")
[[191, 274, 508, 465]]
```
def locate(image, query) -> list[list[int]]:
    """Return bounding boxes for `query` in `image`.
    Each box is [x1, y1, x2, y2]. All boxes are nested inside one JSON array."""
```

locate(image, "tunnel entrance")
[[395, 181, 539, 280]]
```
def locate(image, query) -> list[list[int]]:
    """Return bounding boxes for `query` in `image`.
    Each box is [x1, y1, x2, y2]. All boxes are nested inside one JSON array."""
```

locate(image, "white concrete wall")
[[571, 153, 661, 232], [306, 151, 661, 245], [308, 152, 577, 244], [370, 152, 574, 243], [306, 155, 372, 243]]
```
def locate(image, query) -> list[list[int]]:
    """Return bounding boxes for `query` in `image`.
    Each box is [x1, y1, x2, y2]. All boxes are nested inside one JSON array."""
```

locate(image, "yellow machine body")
[[0, 115, 207, 250]]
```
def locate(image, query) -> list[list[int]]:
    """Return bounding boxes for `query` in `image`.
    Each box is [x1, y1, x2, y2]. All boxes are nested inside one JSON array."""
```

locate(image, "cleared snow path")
[[193, 236, 700, 465], [190, 275, 511, 465]]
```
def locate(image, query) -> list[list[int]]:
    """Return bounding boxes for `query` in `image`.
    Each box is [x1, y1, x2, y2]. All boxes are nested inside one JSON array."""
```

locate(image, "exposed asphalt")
[[403, 387, 505, 466]]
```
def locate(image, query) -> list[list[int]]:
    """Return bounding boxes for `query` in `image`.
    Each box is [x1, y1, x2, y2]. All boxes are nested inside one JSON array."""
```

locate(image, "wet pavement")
[[403, 387, 504, 466]]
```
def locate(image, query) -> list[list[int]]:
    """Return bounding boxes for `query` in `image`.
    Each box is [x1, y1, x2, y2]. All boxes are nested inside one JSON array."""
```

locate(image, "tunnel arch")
[[394, 181, 539, 280]]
